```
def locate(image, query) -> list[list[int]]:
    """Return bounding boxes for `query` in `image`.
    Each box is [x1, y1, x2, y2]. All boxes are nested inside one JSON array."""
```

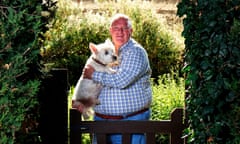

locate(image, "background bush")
[[177, 0, 240, 143], [151, 72, 185, 143], [41, 0, 184, 85], [151, 73, 185, 120], [0, 0, 56, 143]]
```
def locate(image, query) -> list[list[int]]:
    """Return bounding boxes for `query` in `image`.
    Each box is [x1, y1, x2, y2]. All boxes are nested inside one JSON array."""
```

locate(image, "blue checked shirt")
[[92, 38, 152, 115]]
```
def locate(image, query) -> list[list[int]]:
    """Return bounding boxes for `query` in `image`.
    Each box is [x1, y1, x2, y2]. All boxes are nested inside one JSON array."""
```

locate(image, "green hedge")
[[0, 0, 55, 143], [151, 73, 185, 120], [151, 73, 185, 143], [177, 0, 240, 143]]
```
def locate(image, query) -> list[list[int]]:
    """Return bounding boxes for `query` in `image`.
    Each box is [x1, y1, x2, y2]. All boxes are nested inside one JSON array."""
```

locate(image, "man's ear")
[[89, 43, 98, 54]]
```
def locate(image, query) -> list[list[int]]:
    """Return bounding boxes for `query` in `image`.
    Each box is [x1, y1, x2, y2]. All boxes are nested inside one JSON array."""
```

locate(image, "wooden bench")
[[70, 108, 186, 144]]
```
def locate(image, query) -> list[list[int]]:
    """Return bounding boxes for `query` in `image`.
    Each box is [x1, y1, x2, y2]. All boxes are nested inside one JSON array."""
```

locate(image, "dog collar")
[[92, 57, 107, 66]]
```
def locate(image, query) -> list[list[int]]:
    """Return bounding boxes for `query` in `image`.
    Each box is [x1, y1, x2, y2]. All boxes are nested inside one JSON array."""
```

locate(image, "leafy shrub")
[[0, 1, 42, 144], [177, 0, 240, 143], [41, 0, 184, 85], [151, 72, 185, 143], [0, 0, 55, 143], [151, 73, 185, 120], [42, 11, 110, 84]]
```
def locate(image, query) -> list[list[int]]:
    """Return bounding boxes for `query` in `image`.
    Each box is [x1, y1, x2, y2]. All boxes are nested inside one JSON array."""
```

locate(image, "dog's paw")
[[110, 69, 117, 74], [72, 100, 80, 108], [72, 100, 85, 113], [108, 61, 119, 67], [82, 108, 94, 120], [106, 68, 116, 74]]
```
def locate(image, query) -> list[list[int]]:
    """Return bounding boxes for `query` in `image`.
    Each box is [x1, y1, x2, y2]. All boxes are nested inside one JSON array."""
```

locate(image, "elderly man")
[[83, 13, 152, 144]]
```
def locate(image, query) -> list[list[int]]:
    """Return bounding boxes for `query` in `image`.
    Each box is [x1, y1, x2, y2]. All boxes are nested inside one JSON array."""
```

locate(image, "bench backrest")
[[70, 108, 186, 144]]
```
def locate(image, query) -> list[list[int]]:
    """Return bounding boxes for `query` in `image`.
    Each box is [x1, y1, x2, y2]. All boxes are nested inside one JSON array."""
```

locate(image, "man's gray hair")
[[110, 13, 132, 28]]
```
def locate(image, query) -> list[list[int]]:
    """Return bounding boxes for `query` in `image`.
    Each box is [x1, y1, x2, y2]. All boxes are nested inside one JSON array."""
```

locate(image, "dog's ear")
[[105, 38, 114, 46], [89, 43, 98, 54]]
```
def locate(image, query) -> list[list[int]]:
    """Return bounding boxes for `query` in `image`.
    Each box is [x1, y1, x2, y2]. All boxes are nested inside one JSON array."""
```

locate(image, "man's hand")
[[82, 65, 95, 79]]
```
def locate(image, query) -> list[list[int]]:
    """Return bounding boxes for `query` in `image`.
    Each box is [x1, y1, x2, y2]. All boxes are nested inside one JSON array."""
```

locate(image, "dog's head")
[[89, 39, 118, 66]]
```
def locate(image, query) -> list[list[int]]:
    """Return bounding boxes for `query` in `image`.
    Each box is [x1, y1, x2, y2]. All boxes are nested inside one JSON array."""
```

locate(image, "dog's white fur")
[[72, 39, 117, 119]]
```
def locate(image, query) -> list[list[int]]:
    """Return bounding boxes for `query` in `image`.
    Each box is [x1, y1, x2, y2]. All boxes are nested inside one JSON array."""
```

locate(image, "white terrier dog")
[[72, 39, 117, 119]]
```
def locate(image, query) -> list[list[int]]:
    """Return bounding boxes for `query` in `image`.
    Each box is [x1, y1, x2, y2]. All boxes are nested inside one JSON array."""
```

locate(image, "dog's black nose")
[[113, 56, 117, 61]]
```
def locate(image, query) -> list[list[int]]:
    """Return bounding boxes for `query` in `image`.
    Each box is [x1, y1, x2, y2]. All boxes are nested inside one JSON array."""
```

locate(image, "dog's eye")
[[105, 50, 109, 55]]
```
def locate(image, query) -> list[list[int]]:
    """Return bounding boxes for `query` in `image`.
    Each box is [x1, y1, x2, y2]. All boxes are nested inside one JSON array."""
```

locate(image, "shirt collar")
[[119, 38, 132, 53]]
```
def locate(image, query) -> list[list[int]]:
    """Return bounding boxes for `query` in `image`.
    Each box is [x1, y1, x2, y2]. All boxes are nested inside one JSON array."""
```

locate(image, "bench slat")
[[146, 133, 155, 144], [70, 108, 186, 144], [122, 133, 131, 144], [96, 133, 106, 144]]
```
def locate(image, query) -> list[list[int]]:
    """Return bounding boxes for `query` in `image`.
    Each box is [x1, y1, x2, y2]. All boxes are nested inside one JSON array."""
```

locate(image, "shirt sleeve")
[[92, 46, 149, 89]]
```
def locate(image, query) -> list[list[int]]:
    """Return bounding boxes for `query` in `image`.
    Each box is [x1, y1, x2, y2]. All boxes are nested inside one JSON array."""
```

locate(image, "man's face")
[[110, 18, 132, 49]]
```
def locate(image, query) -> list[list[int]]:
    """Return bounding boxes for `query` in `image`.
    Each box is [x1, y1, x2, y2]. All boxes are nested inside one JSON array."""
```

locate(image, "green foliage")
[[0, 0, 55, 143], [129, 9, 183, 78], [151, 73, 185, 120], [151, 72, 185, 144], [41, 0, 184, 84], [177, 0, 240, 143], [42, 11, 110, 84]]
